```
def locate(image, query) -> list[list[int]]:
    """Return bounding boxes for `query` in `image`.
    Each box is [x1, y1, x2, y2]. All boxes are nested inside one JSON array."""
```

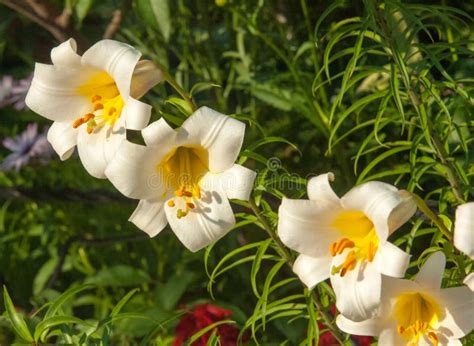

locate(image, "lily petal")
[[293, 254, 331, 288], [181, 107, 245, 173], [454, 203, 474, 259], [81, 39, 141, 98], [376, 241, 410, 278], [463, 273, 474, 291], [105, 141, 166, 199], [142, 117, 177, 146], [278, 197, 342, 258], [130, 60, 163, 99], [307, 172, 340, 205], [76, 118, 126, 178], [51, 38, 81, 67], [208, 164, 256, 201], [26, 63, 94, 122], [121, 96, 152, 130], [331, 259, 382, 321], [336, 314, 381, 336], [129, 199, 167, 237], [435, 286, 474, 339], [414, 251, 445, 289], [377, 326, 405, 345], [341, 182, 416, 240], [47, 121, 78, 160], [165, 175, 235, 252]]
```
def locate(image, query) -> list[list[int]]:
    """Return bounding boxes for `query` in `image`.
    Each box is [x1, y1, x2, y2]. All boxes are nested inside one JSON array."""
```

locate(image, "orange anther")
[[87, 127, 93, 134], [337, 238, 355, 254], [108, 107, 117, 116], [83, 113, 95, 122], [186, 202, 195, 209], [329, 242, 338, 256], [91, 95, 102, 102], [72, 118, 83, 128], [183, 191, 193, 198], [175, 189, 184, 197], [397, 325, 405, 334], [428, 332, 438, 346], [340, 250, 356, 277], [94, 103, 104, 111]]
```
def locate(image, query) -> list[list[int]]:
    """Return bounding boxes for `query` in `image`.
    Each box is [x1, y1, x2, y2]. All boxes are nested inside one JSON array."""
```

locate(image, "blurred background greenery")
[[0, 0, 473, 344]]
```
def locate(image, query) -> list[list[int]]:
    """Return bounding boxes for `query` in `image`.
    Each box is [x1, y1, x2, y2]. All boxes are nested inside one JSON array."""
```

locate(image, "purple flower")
[[1, 123, 53, 171], [0, 74, 32, 110]]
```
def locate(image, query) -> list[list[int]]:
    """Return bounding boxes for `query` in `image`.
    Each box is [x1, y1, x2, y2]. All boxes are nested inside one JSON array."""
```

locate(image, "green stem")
[[248, 199, 346, 345], [154, 60, 197, 113], [370, 0, 465, 204], [410, 193, 453, 241]]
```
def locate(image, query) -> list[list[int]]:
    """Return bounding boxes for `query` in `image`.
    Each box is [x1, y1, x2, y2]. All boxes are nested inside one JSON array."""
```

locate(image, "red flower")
[[173, 303, 240, 346]]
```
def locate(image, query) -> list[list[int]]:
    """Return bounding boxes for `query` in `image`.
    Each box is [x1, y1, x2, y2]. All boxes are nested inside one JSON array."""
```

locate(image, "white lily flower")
[[25, 38, 162, 178], [337, 252, 474, 346], [278, 173, 417, 321], [454, 202, 474, 259], [105, 107, 257, 252]]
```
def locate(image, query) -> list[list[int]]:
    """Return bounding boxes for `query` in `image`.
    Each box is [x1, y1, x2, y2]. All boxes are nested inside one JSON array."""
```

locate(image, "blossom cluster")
[[23, 38, 473, 345]]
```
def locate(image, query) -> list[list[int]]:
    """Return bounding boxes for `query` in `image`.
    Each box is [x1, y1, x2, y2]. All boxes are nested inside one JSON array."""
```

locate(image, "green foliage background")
[[0, 0, 473, 344]]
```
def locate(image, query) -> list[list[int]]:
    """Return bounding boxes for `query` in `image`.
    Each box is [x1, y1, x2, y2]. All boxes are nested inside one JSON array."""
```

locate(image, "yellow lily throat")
[[73, 72, 124, 134], [393, 292, 442, 346], [329, 211, 379, 276], [157, 146, 209, 219]]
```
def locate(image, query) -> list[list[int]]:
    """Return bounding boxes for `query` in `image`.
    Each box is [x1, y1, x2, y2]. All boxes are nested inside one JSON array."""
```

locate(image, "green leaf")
[[85, 265, 151, 287], [155, 271, 194, 310], [45, 284, 94, 319], [33, 256, 59, 296], [185, 320, 236, 346], [165, 97, 193, 117], [190, 82, 221, 96], [3, 286, 34, 342], [150, 0, 171, 41], [111, 288, 140, 317], [34, 316, 93, 342], [74, 0, 94, 25]]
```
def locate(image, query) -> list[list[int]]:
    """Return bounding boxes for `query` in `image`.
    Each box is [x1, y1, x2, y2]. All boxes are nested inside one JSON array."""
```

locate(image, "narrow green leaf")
[[3, 286, 33, 342], [44, 284, 94, 319], [111, 288, 140, 317], [150, 0, 171, 41]]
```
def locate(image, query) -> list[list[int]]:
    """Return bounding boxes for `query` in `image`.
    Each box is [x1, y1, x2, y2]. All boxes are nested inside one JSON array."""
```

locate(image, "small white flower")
[[26, 38, 162, 178], [278, 173, 417, 321], [337, 252, 474, 346], [105, 107, 256, 252], [454, 202, 474, 259]]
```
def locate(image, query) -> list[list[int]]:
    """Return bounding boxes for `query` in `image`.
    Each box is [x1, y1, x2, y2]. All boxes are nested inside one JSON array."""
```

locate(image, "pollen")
[[167, 200, 175, 207]]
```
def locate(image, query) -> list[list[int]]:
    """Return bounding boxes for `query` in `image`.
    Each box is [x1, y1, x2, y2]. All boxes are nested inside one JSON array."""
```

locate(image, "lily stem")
[[410, 193, 453, 241], [153, 60, 197, 113], [248, 198, 347, 345]]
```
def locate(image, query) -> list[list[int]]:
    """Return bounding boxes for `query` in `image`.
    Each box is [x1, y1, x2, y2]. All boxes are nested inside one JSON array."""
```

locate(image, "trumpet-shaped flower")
[[25, 38, 162, 178], [278, 173, 417, 321], [454, 203, 474, 259], [105, 107, 256, 252], [337, 252, 474, 345]]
